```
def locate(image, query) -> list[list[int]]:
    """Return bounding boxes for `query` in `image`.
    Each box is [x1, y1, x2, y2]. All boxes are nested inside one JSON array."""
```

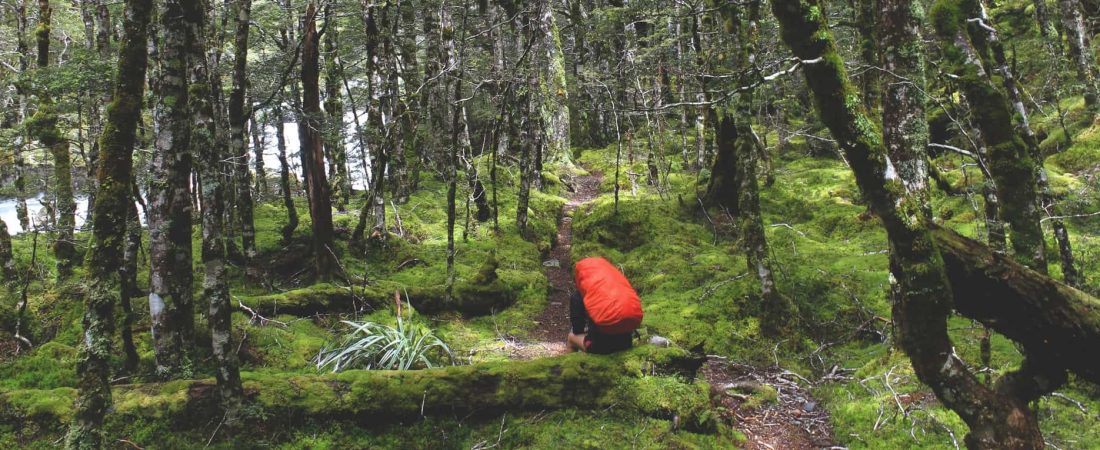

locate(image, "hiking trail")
[[504, 167, 835, 449]]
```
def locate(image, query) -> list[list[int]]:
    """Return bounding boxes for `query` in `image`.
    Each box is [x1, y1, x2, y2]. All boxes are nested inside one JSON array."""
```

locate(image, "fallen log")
[[932, 226, 1100, 385], [238, 278, 521, 317], [1, 346, 713, 435]]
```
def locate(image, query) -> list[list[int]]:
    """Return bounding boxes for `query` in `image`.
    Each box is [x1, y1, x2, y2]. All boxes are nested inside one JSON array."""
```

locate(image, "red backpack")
[[574, 257, 644, 335]]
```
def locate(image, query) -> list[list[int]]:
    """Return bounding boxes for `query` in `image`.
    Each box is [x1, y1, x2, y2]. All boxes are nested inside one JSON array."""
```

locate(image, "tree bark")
[[274, 106, 299, 243], [1058, 0, 1100, 109], [714, 1, 797, 336], [930, 2, 1047, 273], [229, 0, 257, 259], [185, 0, 244, 415], [0, 220, 13, 282], [148, 0, 196, 379], [31, 0, 77, 277], [64, 0, 151, 445], [773, 1, 1045, 447], [299, 2, 337, 278], [323, 2, 351, 212], [13, 0, 30, 232]]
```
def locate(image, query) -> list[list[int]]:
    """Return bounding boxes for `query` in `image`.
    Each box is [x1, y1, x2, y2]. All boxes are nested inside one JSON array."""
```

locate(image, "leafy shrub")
[[315, 319, 453, 372]]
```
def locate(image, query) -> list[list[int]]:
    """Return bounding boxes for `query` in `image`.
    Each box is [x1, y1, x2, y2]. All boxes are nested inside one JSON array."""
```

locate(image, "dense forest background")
[[2, 0, 1100, 448]]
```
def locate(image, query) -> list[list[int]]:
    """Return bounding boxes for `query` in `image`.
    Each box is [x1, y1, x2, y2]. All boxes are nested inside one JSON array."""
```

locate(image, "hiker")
[[567, 257, 644, 354]]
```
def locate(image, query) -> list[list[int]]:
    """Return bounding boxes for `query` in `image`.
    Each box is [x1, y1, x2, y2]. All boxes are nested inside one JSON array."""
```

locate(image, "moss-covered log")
[[932, 226, 1100, 386], [2, 347, 714, 435], [238, 278, 519, 318]]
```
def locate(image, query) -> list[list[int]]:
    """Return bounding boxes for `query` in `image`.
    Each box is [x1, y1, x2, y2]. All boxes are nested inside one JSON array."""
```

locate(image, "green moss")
[[0, 342, 78, 390]]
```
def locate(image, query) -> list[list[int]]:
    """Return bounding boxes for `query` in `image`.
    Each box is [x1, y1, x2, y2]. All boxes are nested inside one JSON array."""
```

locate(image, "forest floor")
[[512, 165, 837, 449]]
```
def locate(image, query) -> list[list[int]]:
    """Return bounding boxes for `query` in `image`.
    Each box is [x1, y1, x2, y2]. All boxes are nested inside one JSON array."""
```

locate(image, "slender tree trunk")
[[0, 220, 13, 282], [13, 0, 30, 233], [931, 5, 1047, 272], [119, 190, 141, 373], [299, 2, 337, 277], [148, 0, 195, 378], [1058, 0, 1100, 109], [64, 0, 151, 445], [352, 3, 387, 244], [274, 106, 298, 242], [975, 2, 1079, 285], [229, 0, 256, 259], [31, 0, 77, 277], [537, 0, 571, 166], [323, 2, 351, 212], [185, 0, 243, 415], [250, 113, 268, 196]]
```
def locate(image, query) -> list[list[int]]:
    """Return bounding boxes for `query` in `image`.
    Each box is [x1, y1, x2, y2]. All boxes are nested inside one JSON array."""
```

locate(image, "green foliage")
[[315, 318, 453, 372]]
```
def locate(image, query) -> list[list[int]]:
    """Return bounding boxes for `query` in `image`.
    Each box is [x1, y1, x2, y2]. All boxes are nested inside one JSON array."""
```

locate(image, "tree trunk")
[[63, 0, 151, 445], [185, 0, 244, 415], [716, 1, 797, 336], [274, 106, 298, 243], [229, 0, 257, 259], [323, 3, 351, 212], [13, 0, 30, 232], [537, 0, 572, 166], [31, 0, 77, 277], [148, 0, 196, 379], [119, 191, 141, 373], [250, 114, 268, 198], [772, 1, 1045, 447], [0, 220, 13, 282], [299, 2, 337, 278], [1058, 0, 1100, 109], [930, 5, 1047, 273]]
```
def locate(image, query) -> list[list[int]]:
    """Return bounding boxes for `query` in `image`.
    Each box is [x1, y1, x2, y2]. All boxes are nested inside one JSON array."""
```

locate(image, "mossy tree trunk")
[[299, 2, 338, 278], [185, 0, 244, 416], [1057, 0, 1100, 109], [250, 114, 268, 197], [444, 4, 461, 301], [148, 0, 195, 379], [971, 2, 1079, 286], [322, 2, 351, 212], [352, 1, 391, 244], [772, 1, 1047, 447], [119, 191, 141, 373], [63, 0, 151, 445], [13, 0, 30, 233], [0, 220, 13, 282], [274, 106, 298, 243], [352, 4, 388, 244], [537, 0, 572, 167], [31, 0, 77, 278], [713, 0, 797, 336], [229, 0, 257, 259], [930, 0, 1047, 273], [704, 114, 739, 214], [387, 1, 419, 203]]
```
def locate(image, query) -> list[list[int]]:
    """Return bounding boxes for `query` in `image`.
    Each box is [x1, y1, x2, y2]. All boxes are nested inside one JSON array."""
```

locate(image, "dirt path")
[[504, 169, 835, 448], [703, 358, 836, 449], [508, 171, 603, 360]]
